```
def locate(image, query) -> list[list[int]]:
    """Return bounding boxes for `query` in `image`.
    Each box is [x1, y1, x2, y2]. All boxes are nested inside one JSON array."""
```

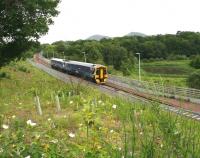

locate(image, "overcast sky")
[[39, 0, 200, 43]]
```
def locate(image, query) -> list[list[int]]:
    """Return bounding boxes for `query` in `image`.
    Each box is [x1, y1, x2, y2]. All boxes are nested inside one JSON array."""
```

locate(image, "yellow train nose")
[[100, 68, 103, 79]]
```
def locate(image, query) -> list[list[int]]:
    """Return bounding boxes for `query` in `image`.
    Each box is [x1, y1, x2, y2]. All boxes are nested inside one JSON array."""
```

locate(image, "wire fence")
[[108, 75, 200, 104]]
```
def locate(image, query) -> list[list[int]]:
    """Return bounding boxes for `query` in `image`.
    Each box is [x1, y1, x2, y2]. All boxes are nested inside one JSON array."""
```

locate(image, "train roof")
[[67, 60, 105, 68], [51, 58, 105, 68], [51, 58, 64, 62], [66, 60, 95, 67]]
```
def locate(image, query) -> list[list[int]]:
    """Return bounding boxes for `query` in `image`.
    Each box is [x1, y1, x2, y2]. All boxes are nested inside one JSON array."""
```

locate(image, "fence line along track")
[[109, 75, 200, 104], [29, 57, 200, 121]]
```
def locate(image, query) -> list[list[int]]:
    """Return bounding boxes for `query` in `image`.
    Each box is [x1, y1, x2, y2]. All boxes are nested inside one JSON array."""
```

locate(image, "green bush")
[[0, 72, 10, 79], [190, 55, 200, 69], [17, 65, 30, 73], [167, 54, 188, 60], [187, 70, 200, 89]]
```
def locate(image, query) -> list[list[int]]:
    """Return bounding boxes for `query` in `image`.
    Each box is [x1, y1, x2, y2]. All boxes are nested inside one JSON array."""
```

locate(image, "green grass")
[[110, 60, 195, 87], [1, 60, 200, 157]]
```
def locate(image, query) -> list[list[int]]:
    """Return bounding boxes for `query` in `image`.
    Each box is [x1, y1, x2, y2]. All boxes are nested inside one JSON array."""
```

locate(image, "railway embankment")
[[1, 60, 200, 157]]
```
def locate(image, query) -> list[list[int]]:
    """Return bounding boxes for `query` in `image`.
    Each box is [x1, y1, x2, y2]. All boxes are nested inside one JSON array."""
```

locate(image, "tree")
[[82, 41, 103, 63], [0, 0, 60, 65], [187, 70, 200, 89], [190, 55, 200, 69]]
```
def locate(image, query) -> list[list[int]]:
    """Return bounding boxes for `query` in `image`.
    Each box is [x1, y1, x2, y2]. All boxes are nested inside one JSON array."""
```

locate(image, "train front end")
[[94, 65, 108, 84]]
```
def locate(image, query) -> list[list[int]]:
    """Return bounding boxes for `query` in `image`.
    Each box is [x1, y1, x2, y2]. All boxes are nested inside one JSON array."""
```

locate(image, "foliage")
[[1, 61, 200, 157], [187, 69, 200, 89], [190, 55, 200, 69], [0, 71, 10, 79], [41, 31, 200, 76], [0, 0, 60, 65]]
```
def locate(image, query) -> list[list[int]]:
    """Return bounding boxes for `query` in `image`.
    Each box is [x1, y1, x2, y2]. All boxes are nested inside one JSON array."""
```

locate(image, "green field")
[[1, 61, 200, 157], [110, 60, 195, 87], [140, 60, 196, 87]]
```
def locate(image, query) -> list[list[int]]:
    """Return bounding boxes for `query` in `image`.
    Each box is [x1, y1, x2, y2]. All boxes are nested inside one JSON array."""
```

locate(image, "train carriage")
[[50, 58, 108, 84]]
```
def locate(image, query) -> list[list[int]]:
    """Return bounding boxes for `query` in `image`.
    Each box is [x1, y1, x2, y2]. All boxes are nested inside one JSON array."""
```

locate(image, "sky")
[[39, 0, 200, 43]]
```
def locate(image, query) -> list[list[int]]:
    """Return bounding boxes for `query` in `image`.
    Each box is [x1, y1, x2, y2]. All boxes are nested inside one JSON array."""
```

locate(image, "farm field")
[[141, 60, 196, 87], [111, 60, 195, 87], [1, 61, 200, 157]]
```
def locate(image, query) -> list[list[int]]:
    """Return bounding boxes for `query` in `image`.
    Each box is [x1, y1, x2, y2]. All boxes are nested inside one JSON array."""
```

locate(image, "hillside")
[[125, 32, 147, 37], [1, 60, 200, 157], [86, 34, 110, 41]]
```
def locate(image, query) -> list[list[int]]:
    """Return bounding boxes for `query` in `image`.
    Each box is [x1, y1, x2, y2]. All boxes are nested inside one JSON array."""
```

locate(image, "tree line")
[[41, 31, 200, 75]]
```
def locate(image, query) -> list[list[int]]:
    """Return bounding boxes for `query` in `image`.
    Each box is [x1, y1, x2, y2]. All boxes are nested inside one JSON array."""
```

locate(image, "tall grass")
[[1, 60, 200, 157]]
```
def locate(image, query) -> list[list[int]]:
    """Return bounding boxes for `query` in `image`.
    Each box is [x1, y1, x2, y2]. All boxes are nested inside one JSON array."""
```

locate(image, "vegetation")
[[190, 55, 200, 69], [187, 69, 200, 89], [39, 31, 200, 82], [1, 61, 200, 157], [0, 0, 60, 66]]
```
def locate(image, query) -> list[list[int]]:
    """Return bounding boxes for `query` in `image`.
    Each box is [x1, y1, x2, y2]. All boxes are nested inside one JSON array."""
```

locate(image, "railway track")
[[29, 58, 200, 121]]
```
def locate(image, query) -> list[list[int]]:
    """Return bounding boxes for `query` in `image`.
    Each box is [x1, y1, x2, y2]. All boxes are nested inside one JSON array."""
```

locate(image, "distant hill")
[[87, 34, 110, 41], [125, 32, 147, 37]]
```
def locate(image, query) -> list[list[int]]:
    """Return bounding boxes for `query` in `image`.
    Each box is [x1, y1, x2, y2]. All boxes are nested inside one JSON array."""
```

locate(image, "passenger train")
[[50, 58, 108, 84]]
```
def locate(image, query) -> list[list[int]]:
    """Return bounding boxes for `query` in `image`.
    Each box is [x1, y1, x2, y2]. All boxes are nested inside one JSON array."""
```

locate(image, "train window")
[[96, 69, 100, 75], [103, 69, 107, 74]]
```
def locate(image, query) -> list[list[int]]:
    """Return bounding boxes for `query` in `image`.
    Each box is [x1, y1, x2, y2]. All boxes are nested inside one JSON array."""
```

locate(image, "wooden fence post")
[[34, 96, 43, 115], [55, 95, 61, 112]]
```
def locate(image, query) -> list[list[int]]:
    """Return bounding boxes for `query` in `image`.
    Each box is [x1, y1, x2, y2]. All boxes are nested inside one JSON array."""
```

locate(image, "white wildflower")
[[19, 102, 22, 105], [26, 120, 36, 127], [160, 144, 163, 148], [69, 101, 73, 104], [98, 100, 102, 104], [68, 132, 75, 138], [110, 129, 114, 133], [12, 115, 16, 119], [35, 134, 40, 139], [79, 123, 83, 127], [112, 104, 117, 109], [50, 139, 58, 144], [97, 145, 101, 149], [63, 115, 67, 118], [118, 147, 121, 151], [41, 154, 45, 158], [25, 155, 31, 158], [99, 127, 102, 130], [139, 132, 143, 135], [47, 118, 51, 121], [174, 131, 179, 135], [0, 148, 3, 153], [2, 124, 9, 129]]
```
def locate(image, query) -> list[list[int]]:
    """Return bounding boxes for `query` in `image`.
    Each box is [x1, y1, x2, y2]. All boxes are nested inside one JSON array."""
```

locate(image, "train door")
[[95, 67, 107, 83]]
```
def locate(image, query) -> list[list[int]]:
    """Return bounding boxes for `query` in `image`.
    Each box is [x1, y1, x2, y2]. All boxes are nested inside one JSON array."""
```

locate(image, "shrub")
[[0, 72, 10, 79], [17, 65, 30, 73], [190, 55, 200, 69], [187, 70, 200, 89], [167, 54, 188, 60]]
